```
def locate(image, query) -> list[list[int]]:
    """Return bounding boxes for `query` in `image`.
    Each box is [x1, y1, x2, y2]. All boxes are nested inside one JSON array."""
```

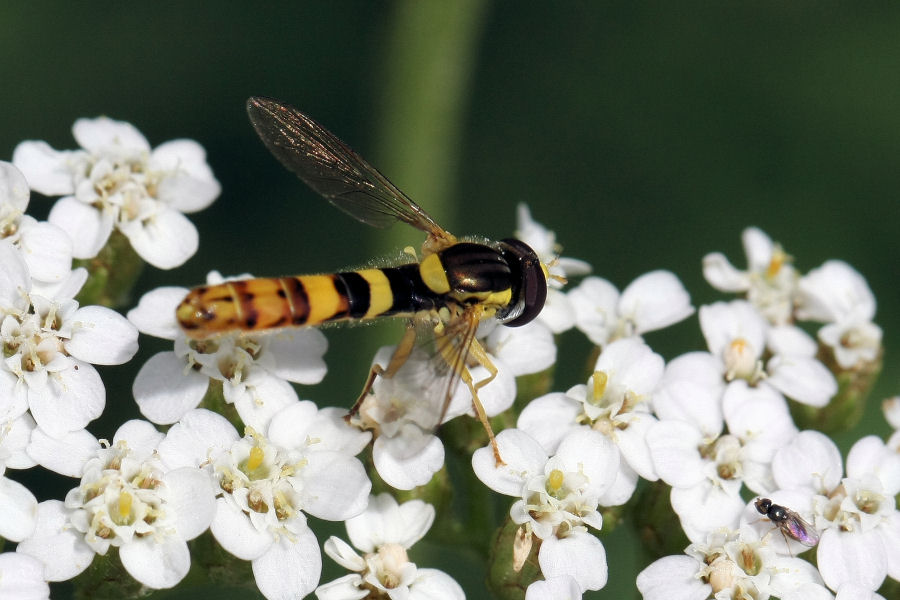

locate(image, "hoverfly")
[[176, 97, 549, 465], [754, 497, 819, 547]]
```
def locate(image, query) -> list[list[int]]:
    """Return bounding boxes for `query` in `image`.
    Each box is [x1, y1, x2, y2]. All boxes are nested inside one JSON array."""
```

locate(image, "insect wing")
[[781, 510, 819, 547], [246, 97, 452, 244]]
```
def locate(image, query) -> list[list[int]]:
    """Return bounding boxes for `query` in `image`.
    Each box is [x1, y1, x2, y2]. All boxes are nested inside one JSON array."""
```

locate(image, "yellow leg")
[[348, 325, 418, 416]]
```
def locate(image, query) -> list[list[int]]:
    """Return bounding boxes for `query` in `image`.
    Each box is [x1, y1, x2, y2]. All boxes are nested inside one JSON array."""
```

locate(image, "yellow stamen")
[[592, 370, 608, 401], [547, 469, 564, 495]]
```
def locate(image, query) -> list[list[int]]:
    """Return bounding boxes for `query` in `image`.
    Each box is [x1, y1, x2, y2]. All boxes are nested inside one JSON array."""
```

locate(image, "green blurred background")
[[2, 2, 898, 598]]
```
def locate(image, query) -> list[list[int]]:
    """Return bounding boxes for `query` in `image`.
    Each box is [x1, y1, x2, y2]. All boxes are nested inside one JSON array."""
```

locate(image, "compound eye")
[[498, 238, 547, 327]]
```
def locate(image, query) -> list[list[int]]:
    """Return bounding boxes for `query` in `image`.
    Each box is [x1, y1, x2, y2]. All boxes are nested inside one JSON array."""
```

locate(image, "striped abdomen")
[[176, 264, 442, 339]]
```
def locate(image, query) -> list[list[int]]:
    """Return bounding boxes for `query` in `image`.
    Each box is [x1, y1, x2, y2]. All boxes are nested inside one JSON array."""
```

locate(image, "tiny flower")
[[157, 405, 371, 600], [316, 493, 464, 600], [472, 428, 618, 592], [127, 276, 327, 430], [702, 226, 799, 325], [0, 161, 73, 283], [17, 420, 216, 588], [569, 271, 693, 347], [796, 260, 882, 369], [0, 243, 138, 437], [518, 338, 665, 503], [13, 116, 220, 269], [514, 203, 589, 334]]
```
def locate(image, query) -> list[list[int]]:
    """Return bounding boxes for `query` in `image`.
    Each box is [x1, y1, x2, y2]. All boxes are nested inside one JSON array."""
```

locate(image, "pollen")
[[546, 469, 565, 495], [247, 445, 265, 471], [591, 370, 608, 402], [118, 490, 133, 520]]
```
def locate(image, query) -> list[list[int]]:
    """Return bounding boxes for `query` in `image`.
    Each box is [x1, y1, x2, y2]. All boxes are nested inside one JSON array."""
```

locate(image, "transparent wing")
[[247, 96, 452, 244]]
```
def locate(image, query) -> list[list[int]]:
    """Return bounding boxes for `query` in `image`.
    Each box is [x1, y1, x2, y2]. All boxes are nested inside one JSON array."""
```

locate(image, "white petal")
[[771, 430, 843, 493], [555, 428, 620, 497], [252, 529, 322, 600], [227, 373, 298, 433], [615, 412, 659, 481], [28, 361, 104, 438], [1, 413, 37, 469], [162, 467, 216, 540], [410, 568, 465, 600], [133, 352, 208, 424], [113, 419, 165, 456], [645, 420, 706, 488], [847, 436, 900, 496], [16, 500, 95, 581], [597, 460, 639, 506], [671, 483, 744, 543], [157, 408, 238, 469], [265, 329, 328, 384], [119, 535, 190, 589], [767, 325, 818, 357], [742, 227, 775, 271], [619, 270, 694, 334], [486, 321, 556, 376], [0, 477, 37, 541], [0, 243, 30, 309], [0, 552, 50, 600], [722, 382, 796, 462], [699, 300, 766, 358], [315, 574, 367, 600], [73, 116, 150, 154], [300, 451, 371, 521], [471, 428, 547, 496], [210, 498, 272, 560], [569, 277, 619, 346], [322, 537, 365, 571], [637, 555, 710, 600], [0, 161, 30, 210], [124, 207, 198, 269], [277, 406, 370, 456], [26, 427, 98, 477], [17, 222, 73, 283], [126, 287, 187, 339], [652, 352, 725, 437], [817, 527, 886, 592], [150, 140, 220, 213], [702, 252, 749, 292], [346, 494, 434, 551], [538, 289, 576, 334], [525, 575, 582, 600], [11, 141, 78, 196], [766, 355, 836, 407], [797, 260, 876, 323], [63, 306, 138, 365], [538, 531, 607, 591], [373, 428, 444, 491], [594, 337, 664, 394], [517, 393, 581, 454], [47, 197, 110, 259]]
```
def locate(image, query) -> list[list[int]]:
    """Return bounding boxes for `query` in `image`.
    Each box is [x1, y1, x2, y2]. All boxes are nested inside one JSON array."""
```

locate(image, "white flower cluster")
[[1, 114, 895, 600]]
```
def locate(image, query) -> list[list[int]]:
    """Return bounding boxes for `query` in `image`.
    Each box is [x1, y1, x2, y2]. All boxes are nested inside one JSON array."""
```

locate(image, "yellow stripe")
[[419, 253, 450, 294], [300, 275, 343, 325], [357, 269, 394, 319]]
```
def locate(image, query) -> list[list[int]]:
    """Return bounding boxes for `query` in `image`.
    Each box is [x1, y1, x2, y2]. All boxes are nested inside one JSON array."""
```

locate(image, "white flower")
[[770, 431, 900, 591], [0, 243, 138, 437], [518, 338, 664, 503], [796, 261, 881, 369], [0, 161, 73, 283], [127, 277, 327, 431], [698, 300, 837, 408], [316, 493, 463, 600], [0, 552, 49, 599], [637, 527, 827, 600], [350, 342, 516, 491], [0, 414, 38, 542], [514, 203, 589, 334], [569, 271, 693, 347], [17, 420, 216, 588], [702, 226, 799, 325], [13, 116, 220, 269], [157, 405, 371, 600], [472, 428, 618, 592]]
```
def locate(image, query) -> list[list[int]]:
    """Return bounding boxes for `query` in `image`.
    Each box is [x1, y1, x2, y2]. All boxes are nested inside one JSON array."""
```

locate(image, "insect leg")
[[348, 325, 418, 416]]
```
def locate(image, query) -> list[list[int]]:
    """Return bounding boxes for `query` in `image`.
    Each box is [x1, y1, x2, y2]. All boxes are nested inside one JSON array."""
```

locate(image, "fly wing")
[[247, 97, 453, 246], [783, 512, 820, 547]]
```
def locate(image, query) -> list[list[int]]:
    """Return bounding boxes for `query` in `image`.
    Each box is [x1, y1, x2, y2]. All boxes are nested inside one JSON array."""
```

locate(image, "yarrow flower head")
[[316, 493, 464, 600], [17, 420, 216, 589], [0, 243, 138, 438], [127, 275, 327, 431], [157, 404, 372, 599], [13, 116, 220, 269]]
